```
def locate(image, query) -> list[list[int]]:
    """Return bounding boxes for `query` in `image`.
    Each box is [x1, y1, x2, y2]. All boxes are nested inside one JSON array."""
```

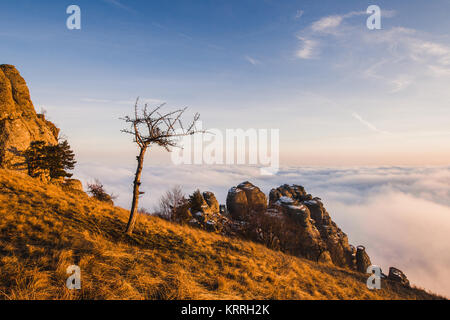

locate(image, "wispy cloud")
[[295, 10, 304, 20], [311, 15, 344, 33], [296, 37, 318, 59], [389, 75, 414, 93], [102, 0, 136, 13], [351, 113, 391, 135], [244, 55, 261, 65], [310, 11, 366, 34], [295, 10, 450, 93]]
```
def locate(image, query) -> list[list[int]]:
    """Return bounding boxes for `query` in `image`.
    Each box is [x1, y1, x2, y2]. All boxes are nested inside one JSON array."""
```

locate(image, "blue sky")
[[1, 0, 450, 166]]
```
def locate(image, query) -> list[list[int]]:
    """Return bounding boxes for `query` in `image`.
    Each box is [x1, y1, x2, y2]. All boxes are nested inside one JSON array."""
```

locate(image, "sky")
[[1, 0, 449, 167], [1, 0, 450, 296]]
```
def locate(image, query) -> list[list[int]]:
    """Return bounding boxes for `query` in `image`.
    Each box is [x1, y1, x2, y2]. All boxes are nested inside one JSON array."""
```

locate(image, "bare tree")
[[158, 185, 185, 220], [121, 98, 203, 235]]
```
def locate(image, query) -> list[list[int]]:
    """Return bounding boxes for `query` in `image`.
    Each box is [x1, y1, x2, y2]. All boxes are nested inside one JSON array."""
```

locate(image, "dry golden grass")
[[0, 169, 444, 300]]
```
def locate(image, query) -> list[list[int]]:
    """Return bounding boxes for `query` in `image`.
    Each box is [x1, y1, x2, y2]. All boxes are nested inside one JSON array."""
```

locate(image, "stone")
[[355, 245, 372, 273], [226, 181, 267, 220], [202, 191, 219, 213], [388, 267, 410, 287], [0, 65, 59, 170], [189, 190, 230, 234], [269, 184, 359, 268]]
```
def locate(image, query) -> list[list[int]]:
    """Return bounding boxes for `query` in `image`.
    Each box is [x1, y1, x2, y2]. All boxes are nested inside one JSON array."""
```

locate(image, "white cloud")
[[295, 10, 304, 19], [311, 15, 344, 33], [296, 11, 450, 92], [296, 37, 318, 59], [244, 55, 261, 65], [389, 75, 414, 93], [102, 0, 135, 13], [351, 113, 391, 134], [331, 191, 450, 298], [310, 11, 366, 34]]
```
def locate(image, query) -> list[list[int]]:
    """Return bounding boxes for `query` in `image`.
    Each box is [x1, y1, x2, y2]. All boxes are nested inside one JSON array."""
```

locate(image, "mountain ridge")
[[0, 168, 444, 299]]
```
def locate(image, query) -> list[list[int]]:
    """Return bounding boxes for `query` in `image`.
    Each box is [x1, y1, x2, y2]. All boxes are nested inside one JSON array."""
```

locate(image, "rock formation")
[[202, 191, 219, 214], [269, 184, 357, 268], [188, 191, 231, 233], [0, 64, 59, 170], [224, 182, 373, 270], [226, 181, 267, 220], [355, 245, 372, 273], [0, 65, 83, 191], [388, 267, 410, 287]]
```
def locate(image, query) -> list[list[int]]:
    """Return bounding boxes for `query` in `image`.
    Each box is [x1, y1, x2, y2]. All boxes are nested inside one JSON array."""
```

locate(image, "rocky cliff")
[[188, 182, 409, 284], [0, 64, 59, 170], [224, 182, 370, 271]]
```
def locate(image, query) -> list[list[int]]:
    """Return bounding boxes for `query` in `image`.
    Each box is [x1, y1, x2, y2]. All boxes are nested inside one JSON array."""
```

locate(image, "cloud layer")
[[75, 164, 450, 297], [295, 10, 450, 93]]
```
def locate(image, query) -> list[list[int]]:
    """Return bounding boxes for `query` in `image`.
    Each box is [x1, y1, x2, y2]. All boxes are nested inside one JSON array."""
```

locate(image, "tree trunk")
[[125, 147, 147, 235]]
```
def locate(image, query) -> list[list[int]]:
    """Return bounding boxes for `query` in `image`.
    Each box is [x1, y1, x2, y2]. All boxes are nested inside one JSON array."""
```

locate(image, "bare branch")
[[121, 99, 205, 151]]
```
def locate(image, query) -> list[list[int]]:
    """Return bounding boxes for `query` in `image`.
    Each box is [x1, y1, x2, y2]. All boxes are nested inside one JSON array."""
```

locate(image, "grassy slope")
[[0, 169, 443, 300]]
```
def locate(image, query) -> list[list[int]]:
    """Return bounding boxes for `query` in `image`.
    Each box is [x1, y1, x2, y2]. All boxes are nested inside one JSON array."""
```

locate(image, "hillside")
[[0, 169, 443, 300]]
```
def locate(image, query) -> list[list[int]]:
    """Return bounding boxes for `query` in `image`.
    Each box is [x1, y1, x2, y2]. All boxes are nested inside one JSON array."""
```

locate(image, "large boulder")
[[388, 267, 410, 287], [0, 65, 59, 170], [226, 187, 248, 220], [226, 181, 267, 220], [269, 184, 358, 269]]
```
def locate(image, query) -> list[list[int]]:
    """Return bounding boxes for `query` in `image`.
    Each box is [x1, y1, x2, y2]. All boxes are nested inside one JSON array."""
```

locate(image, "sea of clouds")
[[75, 164, 450, 297]]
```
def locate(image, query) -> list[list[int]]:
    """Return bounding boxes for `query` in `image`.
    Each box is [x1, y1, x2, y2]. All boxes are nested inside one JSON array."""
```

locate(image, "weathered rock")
[[0, 65, 59, 170], [388, 267, 410, 287], [188, 190, 230, 234], [226, 187, 249, 220], [203, 191, 219, 213], [226, 181, 267, 220], [355, 246, 372, 273], [269, 184, 357, 268], [269, 184, 307, 204]]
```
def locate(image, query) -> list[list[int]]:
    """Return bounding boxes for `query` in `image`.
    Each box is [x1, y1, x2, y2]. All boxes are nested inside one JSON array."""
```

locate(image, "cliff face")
[[0, 65, 59, 170]]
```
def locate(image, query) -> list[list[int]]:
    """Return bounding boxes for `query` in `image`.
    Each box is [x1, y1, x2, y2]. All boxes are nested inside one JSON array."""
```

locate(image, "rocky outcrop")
[[202, 191, 219, 213], [268, 184, 362, 269], [0, 65, 59, 170], [355, 246, 371, 272], [226, 181, 267, 220], [223, 182, 365, 268], [388, 267, 410, 287], [188, 190, 230, 233]]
